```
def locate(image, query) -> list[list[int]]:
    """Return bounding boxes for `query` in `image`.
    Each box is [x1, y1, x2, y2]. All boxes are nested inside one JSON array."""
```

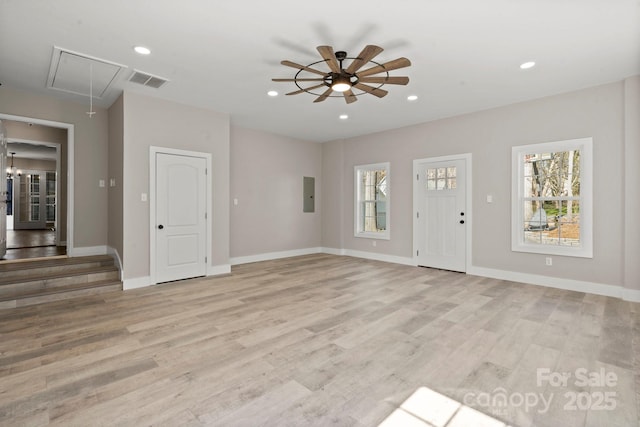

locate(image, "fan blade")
[[358, 76, 409, 85], [343, 90, 357, 104], [272, 78, 325, 82], [281, 60, 328, 76], [345, 45, 384, 74], [357, 57, 412, 78], [286, 83, 326, 95], [313, 87, 334, 103], [354, 82, 388, 98], [317, 46, 341, 73]]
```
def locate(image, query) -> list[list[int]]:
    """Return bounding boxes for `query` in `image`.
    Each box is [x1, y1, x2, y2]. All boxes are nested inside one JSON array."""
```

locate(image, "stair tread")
[[0, 265, 119, 286], [0, 279, 122, 302], [0, 255, 122, 308], [0, 255, 114, 273]]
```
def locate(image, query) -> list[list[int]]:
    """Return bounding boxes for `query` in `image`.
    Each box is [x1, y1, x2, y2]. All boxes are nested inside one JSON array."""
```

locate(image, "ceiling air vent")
[[128, 70, 169, 89]]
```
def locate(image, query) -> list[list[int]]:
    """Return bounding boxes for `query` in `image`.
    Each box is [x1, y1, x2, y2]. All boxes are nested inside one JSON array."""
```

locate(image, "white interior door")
[[155, 152, 207, 283], [0, 121, 6, 258], [414, 157, 467, 272]]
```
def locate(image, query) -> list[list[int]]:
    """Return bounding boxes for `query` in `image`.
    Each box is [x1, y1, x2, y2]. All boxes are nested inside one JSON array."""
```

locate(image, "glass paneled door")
[[13, 171, 53, 230]]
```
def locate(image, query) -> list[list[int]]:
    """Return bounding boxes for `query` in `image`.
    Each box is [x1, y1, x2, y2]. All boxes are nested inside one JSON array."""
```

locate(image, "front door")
[[155, 152, 207, 283], [414, 157, 467, 272]]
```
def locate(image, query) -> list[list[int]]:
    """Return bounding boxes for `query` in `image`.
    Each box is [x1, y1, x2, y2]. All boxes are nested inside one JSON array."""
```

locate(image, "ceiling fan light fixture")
[[331, 74, 352, 92], [272, 44, 411, 103]]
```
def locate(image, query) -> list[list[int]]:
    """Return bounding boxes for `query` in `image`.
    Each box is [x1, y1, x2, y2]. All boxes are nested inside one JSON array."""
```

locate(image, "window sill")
[[355, 232, 390, 240], [511, 244, 592, 258]]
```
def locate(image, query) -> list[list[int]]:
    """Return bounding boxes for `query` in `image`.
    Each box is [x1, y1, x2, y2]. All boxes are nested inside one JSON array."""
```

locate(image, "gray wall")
[[9, 158, 55, 172], [624, 76, 640, 292], [107, 95, 124, 264], [0, 86, 108, 249], [230, 126, 322, 258], [120, 91, 230, 280], [1, 77, 637, 294], [322, 79, 638, 292]]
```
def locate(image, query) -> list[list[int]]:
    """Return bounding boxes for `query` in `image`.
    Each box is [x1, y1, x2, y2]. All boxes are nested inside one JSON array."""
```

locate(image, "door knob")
[[459, 220, 465, 224], [158, 224, 164, 230]]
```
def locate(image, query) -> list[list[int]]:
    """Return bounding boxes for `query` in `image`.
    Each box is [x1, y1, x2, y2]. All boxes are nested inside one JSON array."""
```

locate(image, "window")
[[426, 166, 457, 191], [355, 162, 390, 239], [512, 138, 592, 257]]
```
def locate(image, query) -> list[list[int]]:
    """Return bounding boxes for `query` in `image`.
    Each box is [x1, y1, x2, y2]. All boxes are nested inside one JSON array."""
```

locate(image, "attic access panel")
[[47, 47, 127, 98]]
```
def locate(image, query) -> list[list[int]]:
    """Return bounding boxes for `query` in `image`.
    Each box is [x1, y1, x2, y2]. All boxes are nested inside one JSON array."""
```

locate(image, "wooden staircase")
[[0, 255, 122, 309]]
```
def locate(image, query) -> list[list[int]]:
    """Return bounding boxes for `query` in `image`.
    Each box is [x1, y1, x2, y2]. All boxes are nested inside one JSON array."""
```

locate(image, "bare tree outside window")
[[513, 137, 592, 258], [355, 163, 390, 239]]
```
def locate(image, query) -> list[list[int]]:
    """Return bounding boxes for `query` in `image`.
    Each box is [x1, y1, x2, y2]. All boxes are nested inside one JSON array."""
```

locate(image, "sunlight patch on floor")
[[379, 387, 512, 427]]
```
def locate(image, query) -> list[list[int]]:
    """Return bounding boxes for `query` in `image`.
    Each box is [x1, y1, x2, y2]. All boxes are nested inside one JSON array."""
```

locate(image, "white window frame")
[[511, 137, 593, 258], [354, 162, 390, 240]]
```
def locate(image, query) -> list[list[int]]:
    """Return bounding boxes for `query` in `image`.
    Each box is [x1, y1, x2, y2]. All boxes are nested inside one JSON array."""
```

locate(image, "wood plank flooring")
[[0, 254, 637, 426]]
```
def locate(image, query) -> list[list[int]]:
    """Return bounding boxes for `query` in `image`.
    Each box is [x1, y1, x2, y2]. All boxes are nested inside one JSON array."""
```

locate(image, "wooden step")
[[0, 255, 115, 281], [0, 255, 122, 309]]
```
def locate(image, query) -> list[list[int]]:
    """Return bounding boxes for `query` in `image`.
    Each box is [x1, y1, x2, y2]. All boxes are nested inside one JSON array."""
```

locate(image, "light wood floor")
[[0, 254, 637, 426]]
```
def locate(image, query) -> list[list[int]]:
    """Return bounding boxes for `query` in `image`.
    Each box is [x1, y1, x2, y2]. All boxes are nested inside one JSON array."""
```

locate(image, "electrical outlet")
[[546, 257, 553, 266]]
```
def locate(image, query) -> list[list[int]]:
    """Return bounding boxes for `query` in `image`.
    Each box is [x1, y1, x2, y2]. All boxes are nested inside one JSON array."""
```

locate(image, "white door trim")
[[0, 113, 74, 254], [149, 146, 212, 285], [413, 153, 472, 272]]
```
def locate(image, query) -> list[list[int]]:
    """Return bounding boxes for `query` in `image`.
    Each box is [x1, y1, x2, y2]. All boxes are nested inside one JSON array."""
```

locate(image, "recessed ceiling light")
[[520, 61, 536, 70], [339, 114, 349, 120], [134, 46, 151, 55], [267, 90, 278, 97], [407, 95, 418, 101]]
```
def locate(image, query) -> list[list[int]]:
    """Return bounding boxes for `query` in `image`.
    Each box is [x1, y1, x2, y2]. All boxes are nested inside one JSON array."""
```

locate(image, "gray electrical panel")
[[303, 176, 315, 212]]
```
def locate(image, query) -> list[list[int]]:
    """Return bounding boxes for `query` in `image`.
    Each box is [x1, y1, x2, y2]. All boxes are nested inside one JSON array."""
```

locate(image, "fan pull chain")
[[86, 63, 96, 118]]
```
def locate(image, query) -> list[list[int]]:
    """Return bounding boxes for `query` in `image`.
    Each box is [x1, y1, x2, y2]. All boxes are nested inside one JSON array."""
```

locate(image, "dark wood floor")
[[0, 254, 637, 426], [2, 229, 66, 261]]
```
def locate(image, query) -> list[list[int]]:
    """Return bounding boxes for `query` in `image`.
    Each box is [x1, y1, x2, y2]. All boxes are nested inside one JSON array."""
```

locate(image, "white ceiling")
[[1, 1, 638, 143]]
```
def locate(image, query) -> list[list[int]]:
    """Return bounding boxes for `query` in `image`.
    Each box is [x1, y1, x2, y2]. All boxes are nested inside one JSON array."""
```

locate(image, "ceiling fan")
[[272, 45, 411, 104]]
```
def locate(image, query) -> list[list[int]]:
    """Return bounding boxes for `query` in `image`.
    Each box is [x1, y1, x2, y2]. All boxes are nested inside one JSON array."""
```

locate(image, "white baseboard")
[[124, 265, 230, 290], [230, 247, 323, 265], [121, 246, 640, 303], [208, 264, 231, 276], [323, 248, 639, 302], [621, 288, 640, 303], [68, 245, 107, 257], [123, 276, 152, 290], [323, 248, 414, 266], [321, 247, 347, 256], [468, 265, 640, 302], [106, 246, 123, 280]]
